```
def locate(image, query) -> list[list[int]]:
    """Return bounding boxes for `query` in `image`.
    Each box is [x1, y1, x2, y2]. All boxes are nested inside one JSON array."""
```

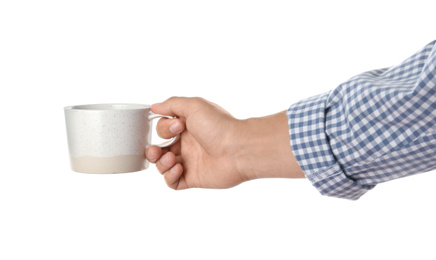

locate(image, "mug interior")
[[65, 104, 150, 110]]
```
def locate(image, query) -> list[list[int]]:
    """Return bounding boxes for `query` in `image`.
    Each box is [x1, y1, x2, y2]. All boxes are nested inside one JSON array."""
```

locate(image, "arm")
[[147, 40, 436, 200], [235, 111, 304, 180]]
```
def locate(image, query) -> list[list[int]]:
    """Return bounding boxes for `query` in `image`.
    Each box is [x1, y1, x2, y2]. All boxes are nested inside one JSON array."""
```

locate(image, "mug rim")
[[64, 103, 150, 111]]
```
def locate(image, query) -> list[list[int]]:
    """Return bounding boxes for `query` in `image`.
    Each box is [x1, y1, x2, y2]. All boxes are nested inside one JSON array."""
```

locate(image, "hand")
[[145, 97, 304, 190]]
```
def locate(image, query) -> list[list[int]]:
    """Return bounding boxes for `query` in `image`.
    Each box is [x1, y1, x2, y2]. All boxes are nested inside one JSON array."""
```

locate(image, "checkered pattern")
[[287, 40, 436, 200]]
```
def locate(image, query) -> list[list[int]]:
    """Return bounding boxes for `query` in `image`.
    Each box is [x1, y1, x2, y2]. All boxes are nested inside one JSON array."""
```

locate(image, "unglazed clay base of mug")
[[70, 154, 148, 174]]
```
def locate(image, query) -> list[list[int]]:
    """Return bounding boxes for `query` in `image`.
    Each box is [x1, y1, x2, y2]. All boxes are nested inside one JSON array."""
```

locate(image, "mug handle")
[[148, 113, 181, 148]]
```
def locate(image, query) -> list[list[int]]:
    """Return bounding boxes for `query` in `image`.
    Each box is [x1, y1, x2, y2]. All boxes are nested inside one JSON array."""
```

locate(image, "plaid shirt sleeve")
[[287, 40, 436, 200]]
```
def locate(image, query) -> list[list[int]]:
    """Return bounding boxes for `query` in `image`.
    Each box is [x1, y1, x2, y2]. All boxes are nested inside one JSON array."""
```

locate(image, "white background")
[[1, 1, 435, 259]]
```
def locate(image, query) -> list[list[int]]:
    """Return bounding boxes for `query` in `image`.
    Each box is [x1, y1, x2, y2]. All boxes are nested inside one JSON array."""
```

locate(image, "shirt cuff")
[[287, 92, 375, 200]]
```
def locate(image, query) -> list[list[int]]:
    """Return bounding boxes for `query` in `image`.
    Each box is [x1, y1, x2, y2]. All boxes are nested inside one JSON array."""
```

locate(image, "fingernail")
[[160, 153, 169, 166], [147, 150, 155, 161], [169, 122, 183, 134], [170, 165, 178, 174]]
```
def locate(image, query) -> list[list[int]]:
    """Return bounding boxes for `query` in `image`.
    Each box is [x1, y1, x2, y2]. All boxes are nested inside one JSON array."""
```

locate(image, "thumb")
[[151, 97, 201, 118]]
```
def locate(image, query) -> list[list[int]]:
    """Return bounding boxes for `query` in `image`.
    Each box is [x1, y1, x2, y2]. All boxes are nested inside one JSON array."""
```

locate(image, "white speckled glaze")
[[64, 104, 179, 174]]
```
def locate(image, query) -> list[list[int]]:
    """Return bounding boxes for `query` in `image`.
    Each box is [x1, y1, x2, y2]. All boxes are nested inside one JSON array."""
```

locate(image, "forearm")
[[235, 111, 305, 181]]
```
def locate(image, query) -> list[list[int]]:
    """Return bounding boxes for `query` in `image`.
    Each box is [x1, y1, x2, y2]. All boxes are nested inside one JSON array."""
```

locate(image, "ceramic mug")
[[64, 103, 180, 174]]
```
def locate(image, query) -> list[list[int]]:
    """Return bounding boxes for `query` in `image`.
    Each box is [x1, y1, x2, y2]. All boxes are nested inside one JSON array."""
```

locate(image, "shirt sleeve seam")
[[305, 164, 343, 181], [344, 128, 436, 171]]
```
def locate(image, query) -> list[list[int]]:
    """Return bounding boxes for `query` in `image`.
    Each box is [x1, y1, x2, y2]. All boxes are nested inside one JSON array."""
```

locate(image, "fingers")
[[155, 151, 178, 173], [145, 147, 187, 190], [163, 163, 185, 190], [145, 146, 177, 173], [145, 145, 163, 163], [156, 117, 185, 139]]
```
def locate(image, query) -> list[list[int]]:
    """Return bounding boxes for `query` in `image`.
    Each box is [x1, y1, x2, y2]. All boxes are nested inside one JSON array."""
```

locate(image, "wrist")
[[234, 111, 305, 181]]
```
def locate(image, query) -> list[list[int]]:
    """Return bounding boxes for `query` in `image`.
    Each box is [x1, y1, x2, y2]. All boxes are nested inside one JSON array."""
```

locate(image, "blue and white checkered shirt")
[[287, 40, 436, 200]]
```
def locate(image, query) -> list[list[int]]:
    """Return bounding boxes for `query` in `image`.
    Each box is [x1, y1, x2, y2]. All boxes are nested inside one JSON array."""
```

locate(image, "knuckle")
[[189, 97, 207, 110], [167, 96, 179, 102], [191, 97, 205, 104]]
